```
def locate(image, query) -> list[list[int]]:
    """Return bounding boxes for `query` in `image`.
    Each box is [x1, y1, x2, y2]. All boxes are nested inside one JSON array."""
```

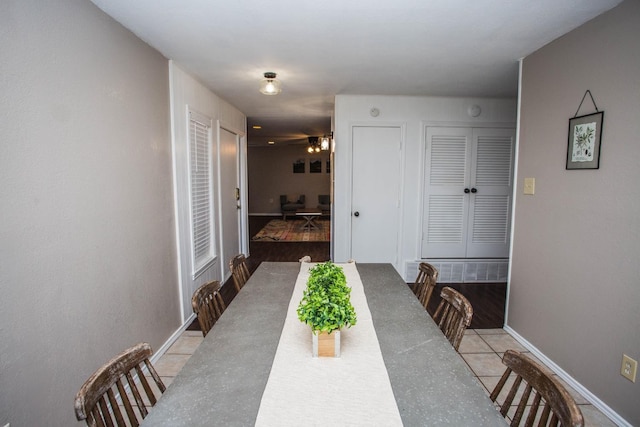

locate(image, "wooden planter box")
[[312, 330, 341, 358]]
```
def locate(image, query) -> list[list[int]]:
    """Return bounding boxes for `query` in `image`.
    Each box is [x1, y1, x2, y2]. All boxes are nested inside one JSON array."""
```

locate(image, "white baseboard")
[[150, 313, 198, 364], [504, 325, 630, 427]]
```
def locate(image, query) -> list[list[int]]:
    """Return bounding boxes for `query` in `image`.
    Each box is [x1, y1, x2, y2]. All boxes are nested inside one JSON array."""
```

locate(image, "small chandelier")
[[307, 136, 321, 153], [259, 72, 282, 95]]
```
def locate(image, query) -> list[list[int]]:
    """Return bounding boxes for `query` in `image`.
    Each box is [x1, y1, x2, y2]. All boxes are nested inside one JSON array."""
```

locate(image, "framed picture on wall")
[[310, 159, 322, 173], [293, 159, 305, 173], [566, 111, 604, 170]]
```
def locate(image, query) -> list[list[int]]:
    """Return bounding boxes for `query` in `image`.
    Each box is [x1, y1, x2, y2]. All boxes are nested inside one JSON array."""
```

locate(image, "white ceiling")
[[90, 0, 621, 146]]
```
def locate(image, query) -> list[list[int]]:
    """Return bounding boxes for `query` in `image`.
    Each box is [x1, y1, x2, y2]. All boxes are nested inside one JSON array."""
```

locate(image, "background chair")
[[432, 286, 473, 351], [280, 194, 305, 220], [411, 262, 439, 310], [317, 194, 330, 214], [191, 280, 226, 337], [490, 349, 584, 427], [75, 342, 166, 427], [229, 254, 251, 292]]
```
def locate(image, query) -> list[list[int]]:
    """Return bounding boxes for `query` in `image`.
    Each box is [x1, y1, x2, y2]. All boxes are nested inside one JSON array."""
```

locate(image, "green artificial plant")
[[297, 261, 357, 334]]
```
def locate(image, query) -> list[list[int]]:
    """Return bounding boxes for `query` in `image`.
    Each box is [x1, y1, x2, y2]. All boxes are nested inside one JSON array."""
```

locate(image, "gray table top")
[[142, 262, 506, 426]]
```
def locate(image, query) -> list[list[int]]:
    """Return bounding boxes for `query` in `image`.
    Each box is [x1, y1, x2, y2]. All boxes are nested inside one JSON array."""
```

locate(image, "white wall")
[[333, 95, 517, 276], [510, 1, 640, 424], [0, 1, 179, 425], [248, 145, 331, 215], [169, 62, 246, 321]]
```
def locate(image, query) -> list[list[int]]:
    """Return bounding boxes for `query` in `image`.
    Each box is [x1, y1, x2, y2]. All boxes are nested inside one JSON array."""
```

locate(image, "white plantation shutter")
[[189, 110, 214, 276]]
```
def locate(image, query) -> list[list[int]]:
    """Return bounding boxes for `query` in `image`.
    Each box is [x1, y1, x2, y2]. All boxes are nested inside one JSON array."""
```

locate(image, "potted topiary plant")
[[296, 261, 357, 357]]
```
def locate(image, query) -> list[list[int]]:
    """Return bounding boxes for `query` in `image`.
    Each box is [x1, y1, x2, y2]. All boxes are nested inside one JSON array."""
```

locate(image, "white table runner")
[[255, 262, 403, 426]]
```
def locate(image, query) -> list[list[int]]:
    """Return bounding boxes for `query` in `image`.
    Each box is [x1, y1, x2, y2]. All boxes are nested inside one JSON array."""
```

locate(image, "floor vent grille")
[[405, 259, 508, 283]]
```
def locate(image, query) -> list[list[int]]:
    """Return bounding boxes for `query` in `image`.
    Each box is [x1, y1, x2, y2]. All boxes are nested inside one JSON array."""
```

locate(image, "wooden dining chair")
[[75, 342, 166, 427], [411, 262, 439, 310], [191, 280, 227, 337], [229, 254, 250, 292], [432, 286, 473, 351], [490, 350, 584, 427]]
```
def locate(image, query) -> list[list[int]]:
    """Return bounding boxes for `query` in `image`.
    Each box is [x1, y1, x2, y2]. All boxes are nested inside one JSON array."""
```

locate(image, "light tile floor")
[[156, 329, 616, 426]]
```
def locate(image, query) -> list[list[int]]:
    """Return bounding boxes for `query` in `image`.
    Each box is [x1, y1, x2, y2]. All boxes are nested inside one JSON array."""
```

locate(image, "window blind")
[[189, 111, 214, 276]]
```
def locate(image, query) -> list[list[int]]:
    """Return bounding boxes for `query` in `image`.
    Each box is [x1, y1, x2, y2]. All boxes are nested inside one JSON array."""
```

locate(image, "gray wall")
[[248, 145, 331, 215], [510, 1, 640, 424], [0, 1, 179, 425]]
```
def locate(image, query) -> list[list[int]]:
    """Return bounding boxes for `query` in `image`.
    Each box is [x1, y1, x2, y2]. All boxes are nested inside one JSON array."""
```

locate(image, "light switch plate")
[[524, 177, 535, 195]]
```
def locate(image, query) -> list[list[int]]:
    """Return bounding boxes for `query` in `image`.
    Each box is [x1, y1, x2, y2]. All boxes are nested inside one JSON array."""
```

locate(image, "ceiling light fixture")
[[259, 72, 282, 95], [307, 133, 332, 153], [307, 136, 321, 153]]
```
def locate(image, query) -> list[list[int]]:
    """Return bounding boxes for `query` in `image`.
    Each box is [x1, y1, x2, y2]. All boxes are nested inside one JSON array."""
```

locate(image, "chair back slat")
[[432, 286, 473, 351], [412, 262, 438, 310], [135, 363, 159, 407], [192, 280, 226, 337], [114, 379, 136, 425], [97, 395, 114, 427], [75, 343, 166, 427], [490, 350, 584, 427], [229, 254, 250, 292], [512, 383, 533, 425]]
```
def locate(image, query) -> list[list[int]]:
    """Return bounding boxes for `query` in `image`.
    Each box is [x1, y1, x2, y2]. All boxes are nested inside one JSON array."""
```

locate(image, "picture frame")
[[309, 159, 322, 173], [566, 111, 603, 170], [293, 159, 305, 173]]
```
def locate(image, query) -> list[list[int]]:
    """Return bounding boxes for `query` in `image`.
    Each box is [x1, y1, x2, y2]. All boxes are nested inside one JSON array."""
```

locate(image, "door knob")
[[354, 211, 360, 217], [464, 188, 470, 194], [471, 188, 477, 193]]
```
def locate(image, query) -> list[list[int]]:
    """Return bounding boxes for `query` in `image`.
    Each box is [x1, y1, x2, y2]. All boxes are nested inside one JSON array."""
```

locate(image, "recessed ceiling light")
[[268, 141, 275, 145], [252, 125, 262, 129]]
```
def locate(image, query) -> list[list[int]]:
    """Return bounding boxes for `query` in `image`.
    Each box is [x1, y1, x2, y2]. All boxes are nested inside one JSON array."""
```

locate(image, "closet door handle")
[[464, 188, 470, 194], [353, 211, 360, 217], [471, 188, 477, 193]]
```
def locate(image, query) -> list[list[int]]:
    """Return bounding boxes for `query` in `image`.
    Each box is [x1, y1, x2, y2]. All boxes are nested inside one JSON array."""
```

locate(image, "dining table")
[[141, 262, 507, 426]]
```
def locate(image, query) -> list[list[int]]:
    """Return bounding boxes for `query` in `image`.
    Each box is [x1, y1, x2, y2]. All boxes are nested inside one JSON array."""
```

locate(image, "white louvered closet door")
[[422, 127, 514, 259], [466, 128, 514, 258], [422, 127, 472, 258]]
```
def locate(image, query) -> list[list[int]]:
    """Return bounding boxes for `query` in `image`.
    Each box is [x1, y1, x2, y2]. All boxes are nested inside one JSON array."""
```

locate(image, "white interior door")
[[219, 127, 241, 279], [351, 126, 402, 265]]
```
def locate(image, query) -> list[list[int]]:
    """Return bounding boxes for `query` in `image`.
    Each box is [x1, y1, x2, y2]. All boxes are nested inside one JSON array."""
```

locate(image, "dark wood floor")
[[203, 215, 505, 330]]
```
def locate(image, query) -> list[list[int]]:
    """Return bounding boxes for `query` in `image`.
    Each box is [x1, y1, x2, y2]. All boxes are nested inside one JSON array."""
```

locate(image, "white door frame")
[[217, 123, 247, 282]]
